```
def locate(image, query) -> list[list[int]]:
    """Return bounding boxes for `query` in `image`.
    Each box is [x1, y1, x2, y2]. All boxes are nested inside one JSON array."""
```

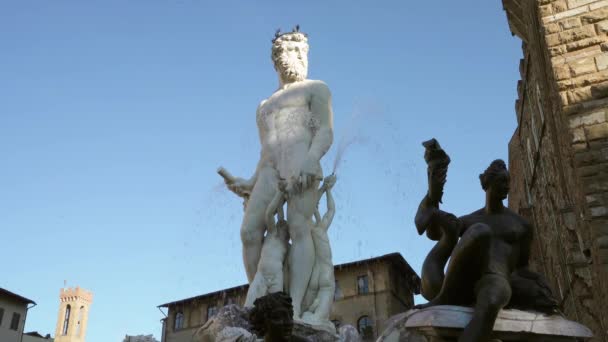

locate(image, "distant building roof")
[[24, 331, 52, 339], [158, 252, 420, 308], [0, 287, 36, 305], [157, 283, 248, 308]]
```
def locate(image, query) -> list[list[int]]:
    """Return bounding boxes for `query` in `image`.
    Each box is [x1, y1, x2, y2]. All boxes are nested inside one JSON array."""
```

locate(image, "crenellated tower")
[[54, 287, 93, 342]]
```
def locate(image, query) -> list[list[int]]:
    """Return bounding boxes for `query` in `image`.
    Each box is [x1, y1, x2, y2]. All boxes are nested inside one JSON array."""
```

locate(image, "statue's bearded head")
[[250, 292, 294, 342], [272, 29, 309, 83]]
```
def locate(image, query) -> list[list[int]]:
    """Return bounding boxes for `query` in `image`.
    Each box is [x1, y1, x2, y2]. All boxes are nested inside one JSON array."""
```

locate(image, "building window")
[[174, 311, 184, 330], [357, 275, 369, 294], [76, 306, 84, 335], [0, 307, 4, 326], [535, 83, 545, 124], [207, 306, 217, 319], [10, 312, 21, 331], [63, 305, 71, 335], [357, 316, 373, 338], [225, 297, 236, 306], [334, 280, 342, 300]]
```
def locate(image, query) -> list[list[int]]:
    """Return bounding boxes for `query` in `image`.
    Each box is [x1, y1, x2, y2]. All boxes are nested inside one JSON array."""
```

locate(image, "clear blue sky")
[[0, 1, 522, 341]]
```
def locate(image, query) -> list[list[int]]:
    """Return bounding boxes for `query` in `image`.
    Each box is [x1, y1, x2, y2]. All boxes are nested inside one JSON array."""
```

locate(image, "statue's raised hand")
[[319, 173, 337, 193], [295, 156, 322, 193]]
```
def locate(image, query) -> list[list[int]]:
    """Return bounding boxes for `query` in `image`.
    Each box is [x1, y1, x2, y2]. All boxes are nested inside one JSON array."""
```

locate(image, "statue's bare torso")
[[257, 80, 328, 182], [459, 208, 531, 278]]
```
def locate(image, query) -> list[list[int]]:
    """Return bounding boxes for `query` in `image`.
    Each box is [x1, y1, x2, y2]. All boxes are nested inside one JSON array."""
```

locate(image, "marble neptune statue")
[[219, 26, 334, 322]]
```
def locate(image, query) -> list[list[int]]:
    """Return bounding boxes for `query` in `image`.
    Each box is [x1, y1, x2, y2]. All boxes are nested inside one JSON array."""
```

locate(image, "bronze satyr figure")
[[249, 292, 309, 342], [414, 139, 557, 342]]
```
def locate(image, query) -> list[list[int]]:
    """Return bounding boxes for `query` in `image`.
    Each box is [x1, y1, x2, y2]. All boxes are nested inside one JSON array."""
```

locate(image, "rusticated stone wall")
[[503, 0, 607, 340]]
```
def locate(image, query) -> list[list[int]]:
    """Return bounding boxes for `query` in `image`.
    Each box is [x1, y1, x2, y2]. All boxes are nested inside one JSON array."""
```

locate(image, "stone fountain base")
[[376, 305, 593, 342]]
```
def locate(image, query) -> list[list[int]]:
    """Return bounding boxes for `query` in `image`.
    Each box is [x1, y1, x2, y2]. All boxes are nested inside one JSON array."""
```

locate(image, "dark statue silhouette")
[[249, 292, 309, 342], [414, 139, 558, 342]]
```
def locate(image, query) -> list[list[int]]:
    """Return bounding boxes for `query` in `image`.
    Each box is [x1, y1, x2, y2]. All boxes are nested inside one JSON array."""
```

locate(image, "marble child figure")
[[221, 26, 334, 318], [244, 182, 290, 308], [301, 174, 337, 328]]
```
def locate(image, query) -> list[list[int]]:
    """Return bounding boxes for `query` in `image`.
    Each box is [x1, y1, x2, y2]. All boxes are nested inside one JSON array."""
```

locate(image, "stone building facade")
[[123, 334, 159, 342], [502, 0, 608, 340], [54, 287, 93, 342], [157, 253, 420, 342], [0, 287, 36, 342]]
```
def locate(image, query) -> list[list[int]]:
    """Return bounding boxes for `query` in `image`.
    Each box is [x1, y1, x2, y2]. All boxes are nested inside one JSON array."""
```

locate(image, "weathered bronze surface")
[[414, 139, 558, 342], [249, 292, 310, 342]]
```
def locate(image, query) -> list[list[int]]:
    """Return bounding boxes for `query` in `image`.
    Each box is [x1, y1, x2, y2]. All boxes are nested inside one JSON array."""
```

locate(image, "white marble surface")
[[405, 306, 593, 340], [219, 28, 336, 330], [301, 175, 336, 328]]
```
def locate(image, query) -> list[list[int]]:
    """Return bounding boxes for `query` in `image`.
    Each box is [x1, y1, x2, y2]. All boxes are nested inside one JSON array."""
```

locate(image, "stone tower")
[[502, 0, 607, 340], [54, 287, 93, 342]]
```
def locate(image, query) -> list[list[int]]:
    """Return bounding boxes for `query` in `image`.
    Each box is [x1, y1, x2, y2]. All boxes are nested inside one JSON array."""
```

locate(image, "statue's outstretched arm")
[[308, 82, 334, 164], [293, 82, 333, 194], [415, 139, 457, 240], [315, 174, 336, 230], [247, 104, 270, 186], [313, 209, 322, 226], [321, 188, 335, 231]]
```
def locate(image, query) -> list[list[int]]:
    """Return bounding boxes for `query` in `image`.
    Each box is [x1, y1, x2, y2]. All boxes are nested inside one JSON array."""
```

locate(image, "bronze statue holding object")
[[414, 139, 558, 342]]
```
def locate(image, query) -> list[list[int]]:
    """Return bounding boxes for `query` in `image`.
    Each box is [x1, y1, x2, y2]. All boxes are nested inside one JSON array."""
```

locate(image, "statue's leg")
[[286, 181, 319, 318], [313, 269, 335, 320], [244, 274, 269, 308], [459, 274, 511, 342], [301, 265, 318, 313], [268, 270, 284, 294], [241, 167, 278, 282], [418, 223, 492, 308]]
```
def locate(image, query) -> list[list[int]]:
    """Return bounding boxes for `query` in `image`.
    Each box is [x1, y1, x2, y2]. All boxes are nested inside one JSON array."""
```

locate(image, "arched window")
[[62, 305, 71, 335], [76, 306, 84, 335], [357, 316, 373, 338], [174, 311, 184, 330]]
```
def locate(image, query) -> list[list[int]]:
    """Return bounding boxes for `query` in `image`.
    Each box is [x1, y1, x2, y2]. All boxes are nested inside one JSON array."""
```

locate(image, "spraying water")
[[331, 105, 375, 174]]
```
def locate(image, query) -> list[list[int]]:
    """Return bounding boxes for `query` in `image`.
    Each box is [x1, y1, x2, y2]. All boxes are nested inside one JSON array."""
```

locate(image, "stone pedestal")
[[376, 311, 428, 342], [292, 320, 339, 341], [404, 306, 593, 342]]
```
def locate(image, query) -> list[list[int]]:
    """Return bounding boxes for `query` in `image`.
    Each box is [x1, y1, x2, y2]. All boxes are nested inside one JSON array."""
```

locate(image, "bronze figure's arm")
[[414, 138, 459, 240]]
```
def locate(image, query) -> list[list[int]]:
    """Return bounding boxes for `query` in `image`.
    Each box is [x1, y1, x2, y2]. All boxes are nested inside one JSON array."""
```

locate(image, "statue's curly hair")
[[479, 159, 508, 191], [249, 292, 293, 337], [271, 27, 308, 65]]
